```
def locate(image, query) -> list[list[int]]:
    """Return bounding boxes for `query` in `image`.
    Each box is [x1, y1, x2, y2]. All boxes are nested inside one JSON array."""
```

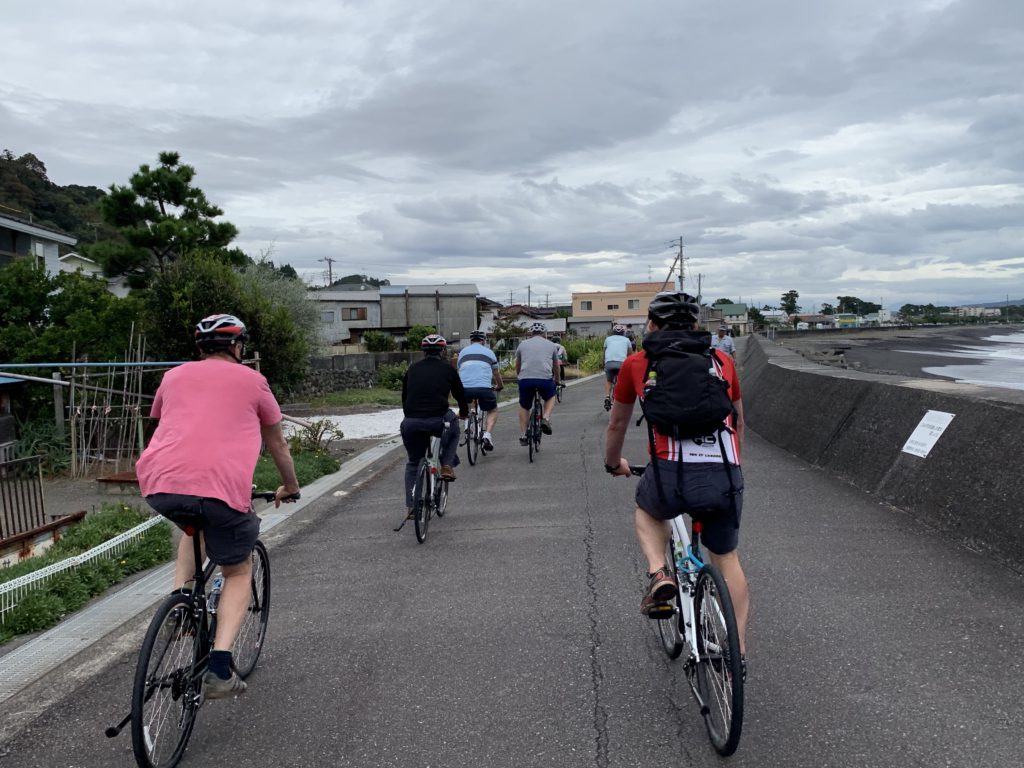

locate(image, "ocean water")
[[901, 333, 1024, 391]]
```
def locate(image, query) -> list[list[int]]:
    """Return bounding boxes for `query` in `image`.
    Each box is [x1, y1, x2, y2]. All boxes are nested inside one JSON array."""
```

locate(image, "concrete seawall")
[[738, 334, 1024, 569]]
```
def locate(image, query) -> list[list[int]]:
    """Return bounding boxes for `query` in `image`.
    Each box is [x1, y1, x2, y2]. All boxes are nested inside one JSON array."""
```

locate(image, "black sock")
[[208, 650, 233, 680]]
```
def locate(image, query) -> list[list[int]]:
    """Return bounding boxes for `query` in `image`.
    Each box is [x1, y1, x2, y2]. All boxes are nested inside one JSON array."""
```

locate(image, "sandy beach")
[[775, 324, 1024, 381]]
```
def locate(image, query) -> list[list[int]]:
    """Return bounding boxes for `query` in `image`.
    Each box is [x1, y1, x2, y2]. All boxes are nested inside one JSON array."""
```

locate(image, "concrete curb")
[[0, 371, 603, 711], [739, 335, 1024, 570]]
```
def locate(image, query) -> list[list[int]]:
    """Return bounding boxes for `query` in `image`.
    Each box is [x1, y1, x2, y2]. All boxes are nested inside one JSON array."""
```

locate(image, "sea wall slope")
[[739, 334, 1024, 569]]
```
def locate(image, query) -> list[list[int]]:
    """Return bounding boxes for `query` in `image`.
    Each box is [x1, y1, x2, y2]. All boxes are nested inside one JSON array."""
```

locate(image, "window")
[[607, 304, 619, 310], [580, 300, 593, 311], [320, 310, 336, 323], [628, 299, 640, 309], [344, 307, 367, 321]]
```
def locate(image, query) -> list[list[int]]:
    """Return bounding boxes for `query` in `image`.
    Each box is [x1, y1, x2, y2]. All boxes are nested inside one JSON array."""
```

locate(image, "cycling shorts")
[[464, 387, 498, 412], [146, 493, 260, 566], [634, 460, 744, 555], [604, 361, 623, 382], [518, 378, 557, 409]]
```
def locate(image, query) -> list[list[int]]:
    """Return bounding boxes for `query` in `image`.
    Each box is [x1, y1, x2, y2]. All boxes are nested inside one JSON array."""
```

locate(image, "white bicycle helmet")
[[194, 313, 248, 352], [421, 333, 448, 353], [529, 322, 547, 334], [612, 324, 626, 335]]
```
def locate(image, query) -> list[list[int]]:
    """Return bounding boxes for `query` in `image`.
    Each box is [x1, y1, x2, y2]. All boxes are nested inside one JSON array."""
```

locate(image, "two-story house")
[[0, 212, 76, 275], [311, 288, 382, 345]]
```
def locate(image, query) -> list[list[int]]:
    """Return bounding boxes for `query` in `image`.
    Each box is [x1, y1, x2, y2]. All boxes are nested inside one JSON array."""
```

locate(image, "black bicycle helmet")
[[469, 330, 486, 342], [194, 313, 248, 352], [647, 292, 700, 328]]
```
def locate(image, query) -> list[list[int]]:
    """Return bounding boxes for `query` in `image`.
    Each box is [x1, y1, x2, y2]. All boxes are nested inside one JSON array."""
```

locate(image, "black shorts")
[[464, 387, 498, 412], [605, 362, 622, 382], [146, 493, 260, 566], [635, 460, 744, 555]]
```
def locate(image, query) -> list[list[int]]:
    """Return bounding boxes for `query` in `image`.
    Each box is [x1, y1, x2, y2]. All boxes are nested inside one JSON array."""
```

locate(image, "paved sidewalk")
[[0, 374, 601, 714]]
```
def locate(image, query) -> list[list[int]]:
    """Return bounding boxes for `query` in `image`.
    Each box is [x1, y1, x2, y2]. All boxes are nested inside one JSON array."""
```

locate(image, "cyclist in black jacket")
[[400, 334, 469, 518]]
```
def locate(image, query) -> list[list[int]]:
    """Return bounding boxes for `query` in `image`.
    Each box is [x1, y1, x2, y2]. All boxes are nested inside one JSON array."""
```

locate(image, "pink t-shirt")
[[136, 359, 283, 513]]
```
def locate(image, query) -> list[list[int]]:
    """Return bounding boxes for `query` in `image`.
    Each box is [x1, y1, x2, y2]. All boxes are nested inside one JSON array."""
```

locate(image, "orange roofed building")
[[570, 282, 670, 321]]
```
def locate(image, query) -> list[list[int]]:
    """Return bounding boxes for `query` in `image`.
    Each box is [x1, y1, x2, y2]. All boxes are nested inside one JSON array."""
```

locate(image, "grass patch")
[[253, 449, 340, 490], [0, 504, 173, 644], [309, 387, 403, 409]]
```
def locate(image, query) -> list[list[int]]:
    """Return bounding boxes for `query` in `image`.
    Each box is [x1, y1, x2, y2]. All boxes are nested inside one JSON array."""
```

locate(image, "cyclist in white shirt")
[[457, 330, 503, 451], [602, 324, 634, 411], [711, 323, 736, 355]]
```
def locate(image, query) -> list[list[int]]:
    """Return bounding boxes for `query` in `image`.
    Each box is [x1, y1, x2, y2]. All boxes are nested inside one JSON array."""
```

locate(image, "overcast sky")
[[2, 0, 1022, 310]]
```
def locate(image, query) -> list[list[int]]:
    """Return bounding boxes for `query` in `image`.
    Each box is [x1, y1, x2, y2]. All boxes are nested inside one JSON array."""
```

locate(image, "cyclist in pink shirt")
[[136, 314, 300, 698]]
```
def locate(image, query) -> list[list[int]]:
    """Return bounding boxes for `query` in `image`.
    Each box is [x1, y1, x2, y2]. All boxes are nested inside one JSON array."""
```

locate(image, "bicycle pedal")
[[645, 603, 674, 619]]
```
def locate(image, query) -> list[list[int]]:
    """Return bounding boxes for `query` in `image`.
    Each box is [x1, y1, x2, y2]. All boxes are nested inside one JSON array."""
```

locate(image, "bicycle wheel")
[[466, 412, 479, 466], [232, 541, 271, 679], [655, 542, 684, 659], [131, 593, 204, 768], [414, 461, 431, 543], [694, 564, 744, 756], [435, 479, 449, 517]]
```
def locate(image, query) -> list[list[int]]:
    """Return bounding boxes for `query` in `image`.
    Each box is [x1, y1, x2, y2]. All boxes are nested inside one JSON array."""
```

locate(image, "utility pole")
[[527, 285, 531, 308], [661, 236, 687, 292], [318, 256, 336, 286]]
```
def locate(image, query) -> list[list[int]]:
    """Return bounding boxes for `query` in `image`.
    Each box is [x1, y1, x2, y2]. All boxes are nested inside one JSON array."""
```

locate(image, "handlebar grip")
[[252, 491, 301, 502], [630, 465, 646, 476]]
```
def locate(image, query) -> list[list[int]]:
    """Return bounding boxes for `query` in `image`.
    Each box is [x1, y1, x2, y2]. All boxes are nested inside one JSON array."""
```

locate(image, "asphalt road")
[[3, 377, 1023, 767]]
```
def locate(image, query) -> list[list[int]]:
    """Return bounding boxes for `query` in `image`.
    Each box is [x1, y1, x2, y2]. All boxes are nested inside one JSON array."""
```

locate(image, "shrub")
[[377, 361, 408, 391], [288, 418, 344, 454], [579, 349, 603, 373], [363, 330, 395, 352]]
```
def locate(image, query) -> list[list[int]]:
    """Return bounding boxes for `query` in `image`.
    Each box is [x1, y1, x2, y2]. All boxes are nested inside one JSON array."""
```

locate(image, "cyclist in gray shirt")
[[515, 323, 561, 444]]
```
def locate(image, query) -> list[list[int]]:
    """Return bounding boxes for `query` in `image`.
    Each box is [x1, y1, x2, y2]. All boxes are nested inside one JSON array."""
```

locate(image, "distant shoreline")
[[775, 324, 1024, 380]]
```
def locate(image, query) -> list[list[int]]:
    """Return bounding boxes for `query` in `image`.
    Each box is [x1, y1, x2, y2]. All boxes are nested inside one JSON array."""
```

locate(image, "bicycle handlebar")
[[252, 491, 301, 502], [630, 465, 646, 476]]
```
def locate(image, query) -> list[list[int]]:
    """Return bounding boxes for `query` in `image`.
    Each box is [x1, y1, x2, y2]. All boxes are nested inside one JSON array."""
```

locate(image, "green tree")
[[747, 306, 765, 327], [332, 273, 390, 287], [277, 263, 299, 280], [780, 290, 800, 315], [406, 324, 438, 345], [0, 260, 142, 364], [837, 296, 881, 315], [713, 298, 735, 306], [820, 302, 835, 315], [363, 330, 396, 352], [88, 151, 244, 288]]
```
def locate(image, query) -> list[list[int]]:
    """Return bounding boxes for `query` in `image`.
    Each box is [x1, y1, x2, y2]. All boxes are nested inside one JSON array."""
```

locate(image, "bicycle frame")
[[668, 516, 704, 667]]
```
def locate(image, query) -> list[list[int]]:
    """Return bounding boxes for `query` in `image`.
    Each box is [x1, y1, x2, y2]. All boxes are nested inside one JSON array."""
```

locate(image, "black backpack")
[[638, 330, 734, 439], [637, 330, 740, 513]]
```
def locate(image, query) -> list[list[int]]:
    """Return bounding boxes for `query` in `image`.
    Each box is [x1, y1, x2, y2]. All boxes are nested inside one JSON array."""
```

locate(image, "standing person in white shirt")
[[711, 323, 736, 355]]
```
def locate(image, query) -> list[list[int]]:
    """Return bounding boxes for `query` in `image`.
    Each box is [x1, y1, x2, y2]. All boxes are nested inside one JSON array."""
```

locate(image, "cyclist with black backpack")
[[603, 292, 750, 657]]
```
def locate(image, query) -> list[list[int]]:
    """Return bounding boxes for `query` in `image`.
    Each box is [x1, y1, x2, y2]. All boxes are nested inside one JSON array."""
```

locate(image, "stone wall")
[[738, 335, 1024, 570], [290, 368, 376, 399]]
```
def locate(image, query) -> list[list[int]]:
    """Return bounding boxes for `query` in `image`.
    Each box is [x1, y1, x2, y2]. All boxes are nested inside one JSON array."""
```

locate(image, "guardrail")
[[0, 516, 166, 625]]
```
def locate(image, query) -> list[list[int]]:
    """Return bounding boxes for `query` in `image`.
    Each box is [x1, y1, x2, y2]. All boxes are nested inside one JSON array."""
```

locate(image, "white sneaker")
[[482, 432, 494, 452]]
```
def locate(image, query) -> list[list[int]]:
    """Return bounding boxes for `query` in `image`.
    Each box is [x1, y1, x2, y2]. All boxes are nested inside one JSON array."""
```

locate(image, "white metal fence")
[[0, 516, 167, 625]]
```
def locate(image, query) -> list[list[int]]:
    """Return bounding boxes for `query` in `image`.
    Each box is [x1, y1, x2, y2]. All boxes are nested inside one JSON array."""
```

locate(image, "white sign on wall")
[[902, 410, 955, 458]]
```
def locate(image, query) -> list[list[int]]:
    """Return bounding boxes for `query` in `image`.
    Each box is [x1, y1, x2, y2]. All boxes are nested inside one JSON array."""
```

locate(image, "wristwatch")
[[605, 462, 621, 474]]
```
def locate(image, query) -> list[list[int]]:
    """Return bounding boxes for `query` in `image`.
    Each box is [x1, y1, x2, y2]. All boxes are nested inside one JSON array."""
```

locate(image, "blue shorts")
[[518, 379, 556, 409], [464, 387, 498, 412]]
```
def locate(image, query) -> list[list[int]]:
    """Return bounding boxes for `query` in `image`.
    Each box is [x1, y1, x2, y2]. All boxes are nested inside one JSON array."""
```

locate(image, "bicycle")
[[411, 421, 450, 543], [526, 390, 543, 462], [463, 399, 484, 466], [604, 369, 618, 411], [630, 465, 744, 756], [106, 490, 297, 768]]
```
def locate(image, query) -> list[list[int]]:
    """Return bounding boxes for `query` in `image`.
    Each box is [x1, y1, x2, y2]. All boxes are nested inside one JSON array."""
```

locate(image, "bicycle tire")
[[131, 593, 203, 768], [467, 412, 479, 466], [655, 542, 684, 659], [232, 540, 271, 679], [435, 479, 449, 518], [414, 460, 431, 543], [694, 564, 744, 756]]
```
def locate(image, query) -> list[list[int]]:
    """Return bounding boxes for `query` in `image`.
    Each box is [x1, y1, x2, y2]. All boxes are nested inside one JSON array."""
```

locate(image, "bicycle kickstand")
[[105, 711, 131, 738]]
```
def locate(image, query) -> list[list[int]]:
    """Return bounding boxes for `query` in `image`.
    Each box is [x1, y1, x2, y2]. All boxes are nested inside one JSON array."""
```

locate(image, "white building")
[[0, 213, 76, 276]]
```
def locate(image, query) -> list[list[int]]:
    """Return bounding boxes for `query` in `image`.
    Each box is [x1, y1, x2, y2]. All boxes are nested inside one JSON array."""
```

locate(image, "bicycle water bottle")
[[208, 574, 225, 613]]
